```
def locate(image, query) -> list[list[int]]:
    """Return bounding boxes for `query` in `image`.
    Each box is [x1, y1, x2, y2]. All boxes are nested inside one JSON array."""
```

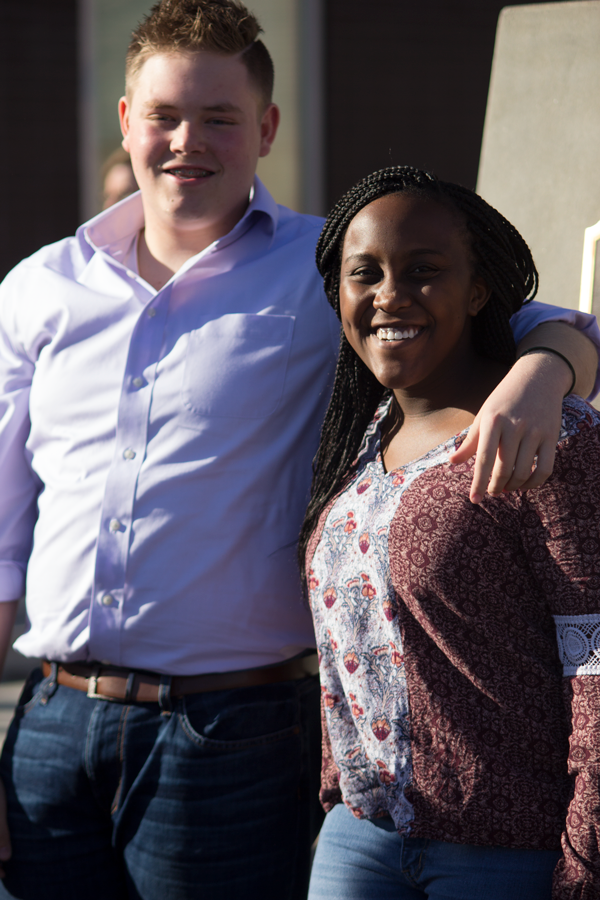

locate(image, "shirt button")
[[101, 593, 114, 607], [147, 308, 157, 318], [109, 518, 122, 532], [133, 377, 144, 388], [123, 448, 136, 460]]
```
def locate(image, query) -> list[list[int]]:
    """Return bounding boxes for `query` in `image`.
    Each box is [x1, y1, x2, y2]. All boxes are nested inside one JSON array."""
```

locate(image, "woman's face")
[[339, 192, 490, 396]]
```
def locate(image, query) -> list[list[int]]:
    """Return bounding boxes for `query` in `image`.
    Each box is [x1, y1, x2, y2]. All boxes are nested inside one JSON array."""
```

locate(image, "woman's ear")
[[468, 277, 491, 317]]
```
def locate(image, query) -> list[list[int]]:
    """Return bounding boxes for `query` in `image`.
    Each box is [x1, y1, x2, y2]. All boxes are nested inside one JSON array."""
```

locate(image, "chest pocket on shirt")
[[181, 313, 295, 421]]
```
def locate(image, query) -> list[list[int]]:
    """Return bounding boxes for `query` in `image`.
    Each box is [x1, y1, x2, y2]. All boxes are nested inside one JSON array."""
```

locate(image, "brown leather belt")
[[42, 653, 319, 704]]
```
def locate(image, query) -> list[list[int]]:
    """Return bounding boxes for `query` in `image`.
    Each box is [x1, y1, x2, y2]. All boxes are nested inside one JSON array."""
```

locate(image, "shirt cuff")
[[510, 301, 600, 401], [0, 562, 25, 602]]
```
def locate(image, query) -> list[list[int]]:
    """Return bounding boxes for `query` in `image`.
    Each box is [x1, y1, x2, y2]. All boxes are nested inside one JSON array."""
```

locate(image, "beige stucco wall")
[[477, 1, 600, 310], [251, 0, 301, 211]]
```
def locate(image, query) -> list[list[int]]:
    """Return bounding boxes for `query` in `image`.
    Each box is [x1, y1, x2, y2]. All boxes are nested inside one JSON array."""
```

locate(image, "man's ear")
[[468, 277, 491, 317], [118, 96, 131, 152], [258, 103, 280, 159]]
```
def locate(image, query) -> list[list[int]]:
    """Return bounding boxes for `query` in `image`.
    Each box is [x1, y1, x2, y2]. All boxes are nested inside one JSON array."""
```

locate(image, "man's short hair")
[[126, 0, 274, 108]]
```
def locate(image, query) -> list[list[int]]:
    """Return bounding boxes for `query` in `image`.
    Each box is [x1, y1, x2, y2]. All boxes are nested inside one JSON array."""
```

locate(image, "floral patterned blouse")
[[309, 397, 465, 830], [307, 395, 600, 900]]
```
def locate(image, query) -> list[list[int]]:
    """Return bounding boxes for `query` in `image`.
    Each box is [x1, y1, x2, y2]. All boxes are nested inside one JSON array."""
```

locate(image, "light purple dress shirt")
[[0, 177, 598, 674]]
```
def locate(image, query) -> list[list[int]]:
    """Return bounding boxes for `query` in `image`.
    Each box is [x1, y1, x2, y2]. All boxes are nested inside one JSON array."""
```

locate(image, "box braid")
[[298, 165, 538, 584]]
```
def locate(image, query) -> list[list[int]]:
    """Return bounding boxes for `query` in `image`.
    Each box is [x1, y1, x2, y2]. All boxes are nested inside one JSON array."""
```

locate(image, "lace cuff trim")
[[554, 614, 600, 675]]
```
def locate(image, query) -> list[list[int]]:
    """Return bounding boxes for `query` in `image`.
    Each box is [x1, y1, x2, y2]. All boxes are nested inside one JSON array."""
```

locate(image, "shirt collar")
[[78, 175, 279, 265]]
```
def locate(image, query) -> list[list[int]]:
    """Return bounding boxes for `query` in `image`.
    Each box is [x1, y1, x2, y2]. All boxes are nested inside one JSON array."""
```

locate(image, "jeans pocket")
[[178, 689, 301, 752], [17, 666, 57, 716]]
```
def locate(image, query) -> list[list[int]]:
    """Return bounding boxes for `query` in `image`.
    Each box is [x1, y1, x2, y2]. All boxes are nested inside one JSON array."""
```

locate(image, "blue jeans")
[[0, 666, 323, 900], [308, 804, 561, 900]]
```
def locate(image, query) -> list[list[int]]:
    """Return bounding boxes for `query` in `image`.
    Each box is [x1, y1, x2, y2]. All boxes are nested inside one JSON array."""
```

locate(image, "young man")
[[0, 2, 597, 898]]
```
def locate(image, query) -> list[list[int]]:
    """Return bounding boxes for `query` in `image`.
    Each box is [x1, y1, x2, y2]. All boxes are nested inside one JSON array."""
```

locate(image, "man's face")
[[119, 50, 279, 241]]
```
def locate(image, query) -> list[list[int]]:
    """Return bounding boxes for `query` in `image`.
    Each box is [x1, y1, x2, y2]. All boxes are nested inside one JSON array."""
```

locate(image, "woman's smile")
[[375, 325, 423, 342]]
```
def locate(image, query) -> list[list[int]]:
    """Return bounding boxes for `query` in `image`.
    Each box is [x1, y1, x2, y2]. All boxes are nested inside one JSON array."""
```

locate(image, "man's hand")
[[450, 351, 569, 503], [450, 320, 598, 503], [0, 776, 11, 877]]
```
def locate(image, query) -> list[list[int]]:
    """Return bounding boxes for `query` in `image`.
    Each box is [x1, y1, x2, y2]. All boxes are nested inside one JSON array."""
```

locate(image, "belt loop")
[[158, 675, 172, 715], [40, 661, 59, 705], [123, 672, 136, 704]]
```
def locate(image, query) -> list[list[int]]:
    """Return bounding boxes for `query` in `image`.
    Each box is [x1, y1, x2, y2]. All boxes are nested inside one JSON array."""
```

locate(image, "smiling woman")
[[338, 193, 493, 443], [300, 166, 600, 900], [300, 168, 538, 541]]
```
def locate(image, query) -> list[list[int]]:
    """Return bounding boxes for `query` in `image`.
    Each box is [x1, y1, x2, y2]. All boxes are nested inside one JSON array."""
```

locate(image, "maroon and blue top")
[[307, 395, 600, 900]]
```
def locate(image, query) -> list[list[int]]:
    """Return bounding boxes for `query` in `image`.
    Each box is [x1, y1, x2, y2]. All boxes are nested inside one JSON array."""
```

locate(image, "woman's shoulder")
[[536, 396, 600, 498], [559, 395, 600, 443]]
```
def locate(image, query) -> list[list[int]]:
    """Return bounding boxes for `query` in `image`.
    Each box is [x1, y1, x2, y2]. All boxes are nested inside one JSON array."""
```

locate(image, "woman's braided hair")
[[298, 165, 538, 583]]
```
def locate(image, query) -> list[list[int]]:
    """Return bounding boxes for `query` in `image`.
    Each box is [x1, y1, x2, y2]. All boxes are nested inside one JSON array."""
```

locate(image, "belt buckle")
[[87, 670, 102, 699], [86, 667, 118, 702], [87, 667, 135, 703]]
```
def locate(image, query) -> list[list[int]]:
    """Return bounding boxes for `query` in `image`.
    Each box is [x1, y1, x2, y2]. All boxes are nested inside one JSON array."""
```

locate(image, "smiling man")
[[0, 2, 598, 899], [120, 45, 279, 286]]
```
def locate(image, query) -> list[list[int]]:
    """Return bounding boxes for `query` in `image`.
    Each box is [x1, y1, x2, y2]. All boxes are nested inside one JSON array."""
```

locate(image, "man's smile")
[[163, 166, 215, 180]]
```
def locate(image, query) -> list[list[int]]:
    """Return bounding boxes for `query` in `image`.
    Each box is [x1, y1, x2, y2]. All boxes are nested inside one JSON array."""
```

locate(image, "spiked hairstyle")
[[126, 0, 274, 107], [298, 165, 538, 581]]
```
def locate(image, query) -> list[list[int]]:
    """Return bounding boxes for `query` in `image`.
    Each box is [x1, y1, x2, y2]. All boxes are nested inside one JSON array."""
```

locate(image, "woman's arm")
[[517, 413, 600, 899], [450, 322, 598, 503], [552, 673, 600, 900]]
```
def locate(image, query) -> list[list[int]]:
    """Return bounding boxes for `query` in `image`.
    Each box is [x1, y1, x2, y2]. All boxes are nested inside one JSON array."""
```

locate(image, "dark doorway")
[[0, 0, 79, 280], [325, 0, 559, 207]]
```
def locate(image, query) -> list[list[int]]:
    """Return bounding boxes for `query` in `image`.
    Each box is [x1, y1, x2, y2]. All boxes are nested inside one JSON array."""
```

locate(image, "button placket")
[[90, 286, 171, 664]]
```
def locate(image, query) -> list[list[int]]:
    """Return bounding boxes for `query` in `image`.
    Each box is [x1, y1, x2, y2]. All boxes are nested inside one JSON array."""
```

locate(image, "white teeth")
[[376, 327, 420, 342]]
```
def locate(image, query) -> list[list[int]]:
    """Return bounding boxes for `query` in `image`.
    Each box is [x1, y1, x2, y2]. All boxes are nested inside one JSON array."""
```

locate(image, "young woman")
[[300, 167, 600, 900]]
